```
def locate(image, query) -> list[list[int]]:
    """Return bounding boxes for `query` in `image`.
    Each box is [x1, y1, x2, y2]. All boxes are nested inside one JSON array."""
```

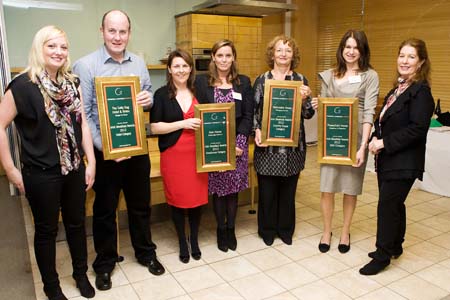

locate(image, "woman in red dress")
[[150, 49, 208, 263]]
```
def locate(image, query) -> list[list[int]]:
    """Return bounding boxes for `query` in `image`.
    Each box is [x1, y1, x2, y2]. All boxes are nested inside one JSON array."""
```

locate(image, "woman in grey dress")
[[312, 29, 379, 253]]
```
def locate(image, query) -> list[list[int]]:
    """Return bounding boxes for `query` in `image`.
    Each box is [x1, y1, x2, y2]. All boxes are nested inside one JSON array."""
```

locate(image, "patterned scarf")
[[37, 70, 82, 175], [379, 77, 410, 121]]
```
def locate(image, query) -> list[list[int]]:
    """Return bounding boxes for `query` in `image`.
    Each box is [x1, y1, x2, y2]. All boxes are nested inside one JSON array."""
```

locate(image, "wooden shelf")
[[10, 67, 23, 73], [10, 65, 167, 73], [147, 64, 167, 70]]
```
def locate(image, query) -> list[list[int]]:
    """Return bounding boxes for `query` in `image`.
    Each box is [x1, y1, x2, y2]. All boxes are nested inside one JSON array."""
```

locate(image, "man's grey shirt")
[[73, 45, 152, 150]]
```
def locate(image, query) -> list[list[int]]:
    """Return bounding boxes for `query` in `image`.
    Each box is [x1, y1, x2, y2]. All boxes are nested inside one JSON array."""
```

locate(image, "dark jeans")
[[373, 175, 415, 262], [257, 173, 299, 240], [22, 164, 88, 293], [92, 150, 156, 273]]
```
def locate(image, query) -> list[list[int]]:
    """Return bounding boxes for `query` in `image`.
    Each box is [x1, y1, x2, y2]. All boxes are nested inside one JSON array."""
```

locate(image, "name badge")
[[348, 75, 362, 84], [232, 91, 242, 100]]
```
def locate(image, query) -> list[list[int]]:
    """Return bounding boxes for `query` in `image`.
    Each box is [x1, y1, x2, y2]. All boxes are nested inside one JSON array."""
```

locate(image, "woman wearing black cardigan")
[[360, 38, 435, 275], [194, 39, 254, 252]]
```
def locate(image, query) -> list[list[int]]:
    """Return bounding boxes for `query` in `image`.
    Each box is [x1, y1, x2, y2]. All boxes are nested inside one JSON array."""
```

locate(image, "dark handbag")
[[437, 112, 450, 126]]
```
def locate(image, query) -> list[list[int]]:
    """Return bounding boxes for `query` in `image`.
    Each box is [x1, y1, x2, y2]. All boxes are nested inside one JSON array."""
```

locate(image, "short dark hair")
[[166, 49, 195, 99], [334, 29, 372, 78], [101, 9, 131, 30]]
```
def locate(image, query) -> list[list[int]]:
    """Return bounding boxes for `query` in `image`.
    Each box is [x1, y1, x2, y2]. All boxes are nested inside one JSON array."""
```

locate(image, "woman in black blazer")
[[360, 38, 435, 275], [194, 39, 254, 252]]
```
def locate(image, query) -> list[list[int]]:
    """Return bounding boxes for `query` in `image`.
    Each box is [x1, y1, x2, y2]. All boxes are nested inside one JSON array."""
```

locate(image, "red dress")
[[160, 98, 208, 208]]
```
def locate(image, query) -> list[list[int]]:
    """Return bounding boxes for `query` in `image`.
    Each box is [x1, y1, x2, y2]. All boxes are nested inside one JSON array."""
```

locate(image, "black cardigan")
[[194, 74, 254, 138], [150, 85, 186, 152], [372, 80, 435, 180]]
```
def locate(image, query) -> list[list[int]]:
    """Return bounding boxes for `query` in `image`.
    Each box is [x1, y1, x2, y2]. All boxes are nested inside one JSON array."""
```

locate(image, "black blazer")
[[150, 85, 185, 152], [372, 80, 435, 179], [194, 74, 254, 138]]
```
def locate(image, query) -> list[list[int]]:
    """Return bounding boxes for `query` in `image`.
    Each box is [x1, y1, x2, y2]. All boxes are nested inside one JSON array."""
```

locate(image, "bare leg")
[[320, 192, 335, 243], [341, 194, 357, 244]]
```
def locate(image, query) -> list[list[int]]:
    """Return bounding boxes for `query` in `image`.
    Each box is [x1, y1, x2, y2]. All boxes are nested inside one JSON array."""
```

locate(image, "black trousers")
[[257, 173, 299, 240], [22, 164, 88, 293], [373, 175, 415, 262], [92, 150, 156, 273]]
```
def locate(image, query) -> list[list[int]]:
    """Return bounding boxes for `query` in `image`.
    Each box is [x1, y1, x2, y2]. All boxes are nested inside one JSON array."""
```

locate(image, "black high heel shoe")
[[318, 232, 332, 253], [179, 238, 190, 264], [338, 234, 350, 253], [189, 236, 202, 260]]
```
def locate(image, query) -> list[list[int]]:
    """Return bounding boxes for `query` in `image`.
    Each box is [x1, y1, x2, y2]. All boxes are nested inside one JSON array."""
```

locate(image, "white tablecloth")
[[415, 128, 450, 197]]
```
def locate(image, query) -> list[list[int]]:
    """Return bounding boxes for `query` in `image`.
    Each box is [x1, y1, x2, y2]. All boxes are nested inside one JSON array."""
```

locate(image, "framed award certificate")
[[261, 80, 303, 147], [95, 76, 148, 160], [317, 97, 358, 165], [194, 103, 236, 173]]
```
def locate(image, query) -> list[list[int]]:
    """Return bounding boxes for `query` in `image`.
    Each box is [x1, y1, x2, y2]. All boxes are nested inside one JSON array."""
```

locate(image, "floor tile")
[[391, 251, 435, 273], [132, 274, 186, 300], [210, 256, 260, 281], [264, 291, 298, 300], [189, 283, 244, 300], [387, 274, 448, 300], [229, 273, 285, 300], [291, 279, 351, 300], [266, 262, 318, 289], [355, 287, 406, 300], [325, 268, 382, 298], [405, 241, 450, 263], [74, 284, 139, 300], [234, 233, 268, 254], [274, 238, 318, 261], [415, 263, 450, 292], [173, 265, 224, 293], [298, 253, 350, 278], [243, 248, 292, 271]]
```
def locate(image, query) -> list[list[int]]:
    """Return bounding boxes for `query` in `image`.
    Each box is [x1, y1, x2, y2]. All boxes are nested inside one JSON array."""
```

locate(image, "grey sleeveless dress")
[[319, 68, 379, 195]]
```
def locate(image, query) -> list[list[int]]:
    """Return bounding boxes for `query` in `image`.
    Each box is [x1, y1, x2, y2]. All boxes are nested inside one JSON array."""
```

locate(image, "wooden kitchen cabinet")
[[176, 13, 262, 81]]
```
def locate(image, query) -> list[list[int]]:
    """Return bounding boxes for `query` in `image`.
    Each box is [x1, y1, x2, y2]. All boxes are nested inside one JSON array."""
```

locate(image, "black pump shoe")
[[74, 275, 95, 298], [338, 234, 351, 253], [227, 227, 237, 250], [189, 236, 202, 260], [318, 232, 332, 253], [217, 228, 228, 252], [179, 254, 190, 264]]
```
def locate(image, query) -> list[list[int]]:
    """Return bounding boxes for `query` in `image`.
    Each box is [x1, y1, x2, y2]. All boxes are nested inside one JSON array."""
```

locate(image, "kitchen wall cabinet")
[[176, 13, 262, 81]]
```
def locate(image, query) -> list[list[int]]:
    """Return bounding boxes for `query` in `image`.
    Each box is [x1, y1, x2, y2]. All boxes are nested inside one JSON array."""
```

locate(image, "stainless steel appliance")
[[192, 48, 212, 74]]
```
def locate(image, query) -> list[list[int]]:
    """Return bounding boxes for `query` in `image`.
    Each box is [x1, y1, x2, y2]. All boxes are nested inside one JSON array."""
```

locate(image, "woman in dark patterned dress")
[[195, 39, 254, 252], [253, 35, 315, 246]]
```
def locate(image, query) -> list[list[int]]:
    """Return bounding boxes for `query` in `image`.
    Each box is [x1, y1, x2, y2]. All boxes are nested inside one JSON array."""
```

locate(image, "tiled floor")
[[25, 146, 450, 300]]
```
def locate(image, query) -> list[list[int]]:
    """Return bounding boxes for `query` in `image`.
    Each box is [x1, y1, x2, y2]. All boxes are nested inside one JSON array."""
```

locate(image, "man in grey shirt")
[[73, 9, 165, 291]]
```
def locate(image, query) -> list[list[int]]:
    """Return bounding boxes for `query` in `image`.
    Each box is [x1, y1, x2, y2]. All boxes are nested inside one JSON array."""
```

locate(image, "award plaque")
[[194, 103, 236, 173], [261, 80, 303, 146], [95, 76, 148, 160], [318, 97, 358, 165]]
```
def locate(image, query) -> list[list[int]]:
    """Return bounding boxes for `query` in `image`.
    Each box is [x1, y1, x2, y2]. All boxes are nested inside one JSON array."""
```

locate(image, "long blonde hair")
[[24, 25, 75, 83]]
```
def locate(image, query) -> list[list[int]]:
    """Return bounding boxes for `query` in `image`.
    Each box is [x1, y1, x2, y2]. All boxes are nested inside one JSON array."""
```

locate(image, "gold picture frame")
[[95, 76, 148, 160], [261, 79, 303, 147], [317, 97, 358, 165], [194, 103, 236, 173]]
